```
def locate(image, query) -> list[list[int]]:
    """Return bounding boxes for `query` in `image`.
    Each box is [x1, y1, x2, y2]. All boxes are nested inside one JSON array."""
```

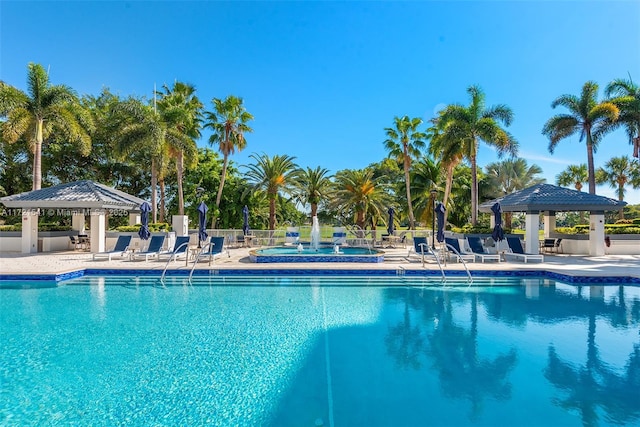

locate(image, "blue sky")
[[2, 1, 640, 203]]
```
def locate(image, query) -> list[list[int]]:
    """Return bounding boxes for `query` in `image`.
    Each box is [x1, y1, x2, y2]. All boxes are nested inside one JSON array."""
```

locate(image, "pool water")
[[1, 276, 639, 426], [250, 245, 384, 263]]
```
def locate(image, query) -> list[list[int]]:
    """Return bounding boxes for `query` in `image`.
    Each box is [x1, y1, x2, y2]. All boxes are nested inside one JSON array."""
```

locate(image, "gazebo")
[[479, 184, 626, 256], [0, 180, 146, 254]]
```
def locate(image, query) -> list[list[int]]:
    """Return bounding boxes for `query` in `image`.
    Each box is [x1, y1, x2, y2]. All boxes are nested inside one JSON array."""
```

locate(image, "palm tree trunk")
[[442, 162, 455, 226], [586, 135, 596, 194], [177, 151, 185, 215], [215, 155, 229, 208], [269, 194, 276, 230], [618, 183, 625, 220], [159, 179, 165, 223], [151, 159, 158, 223], [404, 160, 415, 230], [470, 150, 479, 225], [33, 119, 44, 190], [311, 203, 318, 217]]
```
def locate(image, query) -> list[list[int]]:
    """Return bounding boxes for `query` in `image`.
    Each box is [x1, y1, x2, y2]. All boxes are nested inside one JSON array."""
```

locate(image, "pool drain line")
[[321, 287, 335, 427]]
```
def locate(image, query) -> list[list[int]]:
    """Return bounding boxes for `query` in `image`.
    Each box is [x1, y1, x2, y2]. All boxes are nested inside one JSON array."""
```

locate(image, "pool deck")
[[1, 246, 639, 280]]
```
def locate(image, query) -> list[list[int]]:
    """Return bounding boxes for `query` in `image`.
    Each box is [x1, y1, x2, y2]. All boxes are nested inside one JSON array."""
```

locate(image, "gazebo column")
[[543, 210, 556, 238], [129, 212, 140, 226], [524, 211, 540, 254], [90, 209, 106, 253], [72, 210, 86, 234], [588, 211, 605, 256], [21, 208, 39, 253]]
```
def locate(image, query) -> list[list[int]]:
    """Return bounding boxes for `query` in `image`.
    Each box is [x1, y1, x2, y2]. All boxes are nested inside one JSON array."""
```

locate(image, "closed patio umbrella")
[[435, 202, 446, 243], [491, 202, 504, 242], [138, 202, 151, 241], [242, 205, 250, 236], [387, 207, 395, 235], [198, 201, 208, 247]]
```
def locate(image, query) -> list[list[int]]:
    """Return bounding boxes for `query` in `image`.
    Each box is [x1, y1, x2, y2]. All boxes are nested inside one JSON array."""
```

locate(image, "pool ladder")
[[159, 241, 192, 286], [417, 243, 473, 283]]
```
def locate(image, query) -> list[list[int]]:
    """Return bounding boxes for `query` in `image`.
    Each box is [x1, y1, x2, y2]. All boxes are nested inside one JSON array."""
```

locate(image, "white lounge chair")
[[284, 227, 300, 245], [464, 236, 501, 263], [93, 235, 132, 261], [157, 236, 191, 262], [132, 235, 166, 262], [505, 237, 544, 263], [332, 227, 347, 245], [444, 237, 475, 263]]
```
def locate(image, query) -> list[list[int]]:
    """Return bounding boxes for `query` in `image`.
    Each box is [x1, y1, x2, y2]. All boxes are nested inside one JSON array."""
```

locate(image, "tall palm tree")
[[427, 112, 465, 225], [204, 96, 254, 212], [292, 166, 333, 217], [605, 76, 640, 158], [330, 169, 390, 231], [156, 81, 202, 215], [438, 85, 517, 225], [0, 63, 93, 190], [384, 116, 426, 230], [556, 164, 588, 192], [595, 156, 640, 220], [244, 153, 299, 230], [409, 155, 442, 227], [542, 81, 619, 194]]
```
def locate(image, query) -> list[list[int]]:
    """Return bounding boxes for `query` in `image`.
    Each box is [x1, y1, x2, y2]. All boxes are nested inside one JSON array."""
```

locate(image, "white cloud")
[[520, 151, 573, 165]]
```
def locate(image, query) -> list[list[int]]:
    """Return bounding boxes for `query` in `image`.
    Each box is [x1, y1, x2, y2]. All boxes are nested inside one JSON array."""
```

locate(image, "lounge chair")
[[157, 236, 191, 262], [131, 235, 166, 262], [444, 237, 475, 263], [93, 235, 132, 261], [505, 236, 544, 263], [407, 236, 430, 258], [203, 236, 227, 265], [284, 227, 300, 245], [464, 236, 501, 263], [541, 238, 563, 253], [332, 227, 347, 245]]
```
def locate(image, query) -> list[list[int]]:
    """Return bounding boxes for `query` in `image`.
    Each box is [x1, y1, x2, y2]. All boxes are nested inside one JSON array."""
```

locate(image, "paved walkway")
[[1, 247, 639, 279]]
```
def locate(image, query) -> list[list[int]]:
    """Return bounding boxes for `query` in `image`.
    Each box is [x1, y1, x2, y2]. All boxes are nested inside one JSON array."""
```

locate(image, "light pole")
[[430, 189, 437, 250]]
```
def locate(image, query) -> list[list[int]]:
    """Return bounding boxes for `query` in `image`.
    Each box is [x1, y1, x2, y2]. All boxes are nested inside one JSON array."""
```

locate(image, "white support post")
[[588, 213, 605, 256], [21, 209, 39, 253], [172, 215, 189, 237], [543, 211, 556, 238], [90, 209, 106, 253], [129, 213, 140, 226], [524, 212, 540, 254], [72, 211, 86, 234]]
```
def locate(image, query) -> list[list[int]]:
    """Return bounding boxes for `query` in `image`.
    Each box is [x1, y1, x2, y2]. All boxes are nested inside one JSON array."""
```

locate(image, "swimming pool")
[[1, 275, 639, 426], [250, 245, 384, 263]]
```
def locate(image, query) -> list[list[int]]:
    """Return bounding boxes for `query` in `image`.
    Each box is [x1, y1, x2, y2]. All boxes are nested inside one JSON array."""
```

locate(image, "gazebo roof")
[[0, 180, 146, 210], [478, 184, 626, 213]]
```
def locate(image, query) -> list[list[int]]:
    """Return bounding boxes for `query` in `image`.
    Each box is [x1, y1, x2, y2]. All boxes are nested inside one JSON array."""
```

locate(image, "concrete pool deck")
[[1, 246, 639, 280]]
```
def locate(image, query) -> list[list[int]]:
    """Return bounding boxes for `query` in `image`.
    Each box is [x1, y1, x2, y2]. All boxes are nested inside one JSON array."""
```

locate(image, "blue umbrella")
[[387, 207, 395, 235], [197, 201, 208, 245], [435, 202, 446, 243], [491, 202, 505, 242], [138, 202, 151, 241], [242, 205, 250, 236]]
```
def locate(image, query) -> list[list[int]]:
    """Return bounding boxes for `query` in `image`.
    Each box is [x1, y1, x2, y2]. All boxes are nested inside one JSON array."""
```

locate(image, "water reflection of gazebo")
[[479, 184, 626, 256]]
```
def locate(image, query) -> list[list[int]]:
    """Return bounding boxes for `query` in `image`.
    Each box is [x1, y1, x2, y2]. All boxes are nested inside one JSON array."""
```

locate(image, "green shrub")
[[0, 224, 20, 231], [113, 222, 171, 232]]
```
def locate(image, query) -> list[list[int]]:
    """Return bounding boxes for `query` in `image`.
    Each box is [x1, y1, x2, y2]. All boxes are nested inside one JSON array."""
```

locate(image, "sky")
[[2, 1, 640, 204]]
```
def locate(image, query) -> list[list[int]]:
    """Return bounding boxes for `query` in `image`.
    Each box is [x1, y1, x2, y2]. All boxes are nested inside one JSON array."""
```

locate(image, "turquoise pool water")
[[250, 245, 384, 263], [1, 276, 639, 426]]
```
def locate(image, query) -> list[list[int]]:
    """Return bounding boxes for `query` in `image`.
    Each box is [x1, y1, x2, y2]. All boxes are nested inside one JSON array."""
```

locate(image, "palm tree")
[[204, 96, 254, 213], [542, 81, 619, 194], [556, 164, 589, 192], [595, 156, 640, 220], [409, 155, 442, 227], [384, 116, 426, 230], [292, 166, 333, 217], [0, 63, 93, 190], [331, 169, 390, 231], [438, 85, 517, 225], [156, 81, 202, 215], [485, 158, 545, 229], [605, 76, 640, 158], [244, 153, 299, 230]]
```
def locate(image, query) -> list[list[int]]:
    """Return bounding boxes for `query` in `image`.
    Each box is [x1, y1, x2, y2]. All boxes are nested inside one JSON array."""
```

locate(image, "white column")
[[543, 211, 556, 238], [588, 213, 605, 256], [129, 213, 140, 226], [490, 215, 496, 228], [90, 209, 106, 253], [21, 209, 39, 253], [72, 211, 86, 234], [524, 212, 540, 254], [172, 215, 189, 237]]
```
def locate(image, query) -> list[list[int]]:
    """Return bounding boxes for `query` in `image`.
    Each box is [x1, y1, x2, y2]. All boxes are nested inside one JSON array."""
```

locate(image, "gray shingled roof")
[[478, 184, 626, 213], [0, 180, 146, 210]]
